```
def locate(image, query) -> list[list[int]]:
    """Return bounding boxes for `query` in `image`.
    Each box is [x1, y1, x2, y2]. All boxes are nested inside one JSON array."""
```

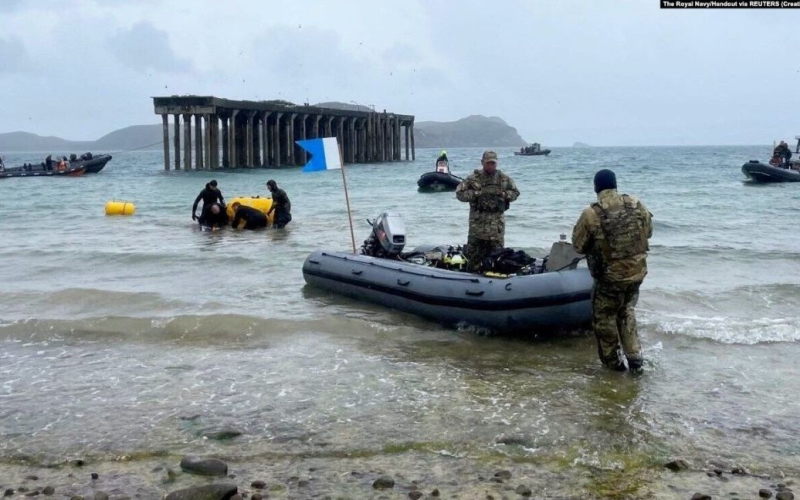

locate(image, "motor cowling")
[[361, 212, 406, 257]]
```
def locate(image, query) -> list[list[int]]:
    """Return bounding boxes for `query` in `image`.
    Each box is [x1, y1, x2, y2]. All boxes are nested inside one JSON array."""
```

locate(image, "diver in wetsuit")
[[230, 202, 268, 230], [266, 180, 292, 229], [199, 203, 229, 229], [192, 180, 225, 223]]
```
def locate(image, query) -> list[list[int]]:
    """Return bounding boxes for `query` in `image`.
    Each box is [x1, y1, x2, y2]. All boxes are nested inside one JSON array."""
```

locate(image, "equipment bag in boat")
[[483, 248, 536, 275]]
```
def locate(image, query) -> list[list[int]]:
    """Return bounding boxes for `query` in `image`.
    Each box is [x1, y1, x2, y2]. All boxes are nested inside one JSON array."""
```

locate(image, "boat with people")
[[0, 153, 112, 179], [302, 212, 592, 334], [514, 143, 551, 156], [742, 160, 800, 183], [417, 155, 462, 192]]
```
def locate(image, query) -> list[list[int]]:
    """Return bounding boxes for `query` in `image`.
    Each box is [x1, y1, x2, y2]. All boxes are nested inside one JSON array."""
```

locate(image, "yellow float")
[[105, 201, 135, 216], [226, 196, 274, 227]]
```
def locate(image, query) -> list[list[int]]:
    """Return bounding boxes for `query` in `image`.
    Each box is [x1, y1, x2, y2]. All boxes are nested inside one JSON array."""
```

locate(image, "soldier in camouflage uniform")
[[456, 151, 520, 272], [572, 169, 653, 374]]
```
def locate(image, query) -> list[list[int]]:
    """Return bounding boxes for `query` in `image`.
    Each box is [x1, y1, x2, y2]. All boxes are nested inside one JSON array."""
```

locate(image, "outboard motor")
[[361, 212, 406, 258]]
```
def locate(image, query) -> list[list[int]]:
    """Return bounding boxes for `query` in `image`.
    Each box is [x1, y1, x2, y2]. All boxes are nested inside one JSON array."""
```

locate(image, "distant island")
[[0, 109, 528, 152], [573, 142, 591, 148]]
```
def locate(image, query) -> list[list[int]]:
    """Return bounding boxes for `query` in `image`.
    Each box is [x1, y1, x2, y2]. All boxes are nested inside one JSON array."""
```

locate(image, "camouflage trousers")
[[591, 280, 643, 369], [466, 236, 503, 273]]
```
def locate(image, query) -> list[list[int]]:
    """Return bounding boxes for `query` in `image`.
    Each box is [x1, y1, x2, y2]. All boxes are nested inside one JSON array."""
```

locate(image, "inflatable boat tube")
[[417, 171, 462, 192], [302, 250, 593, 333], [742, 161, 800, 183]]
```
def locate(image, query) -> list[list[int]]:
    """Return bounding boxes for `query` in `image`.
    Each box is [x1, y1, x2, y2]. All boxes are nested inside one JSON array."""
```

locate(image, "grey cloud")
[[0, 37, 27, 73], [382, 43, 419, 65], [109, 21, 193, 73]]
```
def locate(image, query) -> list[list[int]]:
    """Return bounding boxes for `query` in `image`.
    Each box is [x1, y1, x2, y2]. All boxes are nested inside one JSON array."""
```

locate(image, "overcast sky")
[[0, 0, 798, 146]]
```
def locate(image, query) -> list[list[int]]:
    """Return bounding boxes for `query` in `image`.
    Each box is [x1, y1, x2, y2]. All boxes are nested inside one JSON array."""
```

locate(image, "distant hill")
[[1, 112, 528, 152], [0, 125, 166, 153], [414, 115, 527, 148]]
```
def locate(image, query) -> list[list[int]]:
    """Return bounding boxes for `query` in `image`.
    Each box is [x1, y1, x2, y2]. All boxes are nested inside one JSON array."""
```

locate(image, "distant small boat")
[[742, 160, 800, 183], [0, 154, 112, 179], [514, 149, 551, 156], [417, 159, 462, 192]]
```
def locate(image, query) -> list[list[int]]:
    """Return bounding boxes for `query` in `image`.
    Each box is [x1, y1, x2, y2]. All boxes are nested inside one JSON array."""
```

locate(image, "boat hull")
[[417, 171, 462, 192], [742, 161, 800, 183], [514, 150, 551, 156], [302, 250, 593, 333], [0, 154, 112, 178]]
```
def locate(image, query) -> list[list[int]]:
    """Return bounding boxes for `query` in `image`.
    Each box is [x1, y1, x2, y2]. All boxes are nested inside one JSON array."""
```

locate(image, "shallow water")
[[0, 146, 798, 498]]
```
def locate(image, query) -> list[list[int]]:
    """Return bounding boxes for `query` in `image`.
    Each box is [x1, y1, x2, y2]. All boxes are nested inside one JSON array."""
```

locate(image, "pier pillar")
[[229, 110, 239, 167], [211, 115, 220, 169], [274, 112, 282, 167], [404, 123, 409, 161], [161, 114, 170, 171], [349, 118, 356, 163], [395, 116, 401, 161], [410, 122, 415, 161], [173, 114, 181, 170], [299, 114, 308, 165], [221, 116, 229, 168], [195, 115, 204, 169], [183, 114, 192, 170], [325, 115, 333, 137], [260, 113, 268, 167], [203, 115, 211, 170]]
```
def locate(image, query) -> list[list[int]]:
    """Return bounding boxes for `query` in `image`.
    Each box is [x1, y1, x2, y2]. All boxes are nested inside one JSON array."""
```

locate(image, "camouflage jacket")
[[572, 189, 653, 283], [456, 169, 520, 241]]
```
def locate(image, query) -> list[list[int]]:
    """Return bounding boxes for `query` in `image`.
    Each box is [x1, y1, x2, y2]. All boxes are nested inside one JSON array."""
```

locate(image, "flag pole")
[[338, 143, 357, 254]]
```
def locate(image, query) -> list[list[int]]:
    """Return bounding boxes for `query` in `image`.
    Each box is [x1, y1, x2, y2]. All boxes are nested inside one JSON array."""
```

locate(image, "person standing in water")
[[192, 180, 224, 223], [266, 180, 292, 229]]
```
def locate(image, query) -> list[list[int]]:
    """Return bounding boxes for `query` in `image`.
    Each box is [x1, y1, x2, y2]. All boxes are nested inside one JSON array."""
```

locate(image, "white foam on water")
[[648, 313, 800, 344]]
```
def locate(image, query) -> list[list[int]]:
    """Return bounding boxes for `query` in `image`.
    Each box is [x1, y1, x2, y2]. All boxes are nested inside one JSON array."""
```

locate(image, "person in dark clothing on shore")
[[230, 202, 268, 230], [192, 180, 224, 222], [266, 180, 292, 229], [199, 203, 228, 229]]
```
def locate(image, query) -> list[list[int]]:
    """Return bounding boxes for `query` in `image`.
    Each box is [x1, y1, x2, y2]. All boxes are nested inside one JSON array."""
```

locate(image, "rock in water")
[[665, 459, 690, 472], [691, 494, 711, 500], [372, 476, 395, 489], [776, 492, 794, 500], [93, 493, 109, 500], [409, 491, 423, 500], [42, 486, 54, 495], [251, 480, 266, 489], [4, 490, 14, 497], [515, 485, 532, 496], [202, 428, 243, 440], [163, 484, 238, 500], [494, 470, 512, 480], [179, 456, 228, 477], [760, 490, 773, 498]]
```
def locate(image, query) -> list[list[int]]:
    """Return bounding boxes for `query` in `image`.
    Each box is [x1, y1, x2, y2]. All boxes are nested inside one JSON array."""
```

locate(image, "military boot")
[[627, 358, 644, 375]]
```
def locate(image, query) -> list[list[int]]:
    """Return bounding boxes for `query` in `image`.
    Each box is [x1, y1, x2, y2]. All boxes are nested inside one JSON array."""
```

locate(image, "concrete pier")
[[153, 96, 415, 170]]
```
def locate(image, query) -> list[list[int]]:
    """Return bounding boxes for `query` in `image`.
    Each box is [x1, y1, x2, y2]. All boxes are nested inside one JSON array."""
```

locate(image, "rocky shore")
[[0, 454, 796, 499]]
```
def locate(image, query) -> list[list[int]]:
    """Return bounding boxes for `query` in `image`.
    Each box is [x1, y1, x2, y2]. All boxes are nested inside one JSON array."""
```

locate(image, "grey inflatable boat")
[[742, 160, 800, 183], [302, 212, 592, 333]]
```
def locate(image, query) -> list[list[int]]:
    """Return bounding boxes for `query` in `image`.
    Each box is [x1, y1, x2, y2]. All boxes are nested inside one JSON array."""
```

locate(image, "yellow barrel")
[[105, 201, 135, 216], [226, 196, 274, 224]]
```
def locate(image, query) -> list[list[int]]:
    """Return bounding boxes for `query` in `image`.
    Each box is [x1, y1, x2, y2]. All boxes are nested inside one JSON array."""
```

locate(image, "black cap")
[[209, 180, 218, 187], [594, 169, 617, 193]]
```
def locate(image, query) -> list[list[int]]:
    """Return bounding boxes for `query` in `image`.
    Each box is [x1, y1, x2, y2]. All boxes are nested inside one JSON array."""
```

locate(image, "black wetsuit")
[[199, 203, 229, 228], [193, 187, 224, 221], [271, 188, 292, 229], [231, 206, 268, 230]]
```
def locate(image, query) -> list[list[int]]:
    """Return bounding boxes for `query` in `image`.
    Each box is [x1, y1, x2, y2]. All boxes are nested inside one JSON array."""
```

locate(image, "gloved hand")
[[192, 213, 197, 221]]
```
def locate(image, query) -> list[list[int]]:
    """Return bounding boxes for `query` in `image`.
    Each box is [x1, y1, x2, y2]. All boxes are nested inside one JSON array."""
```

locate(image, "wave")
[[0, 312, 433, 345], [641, 283, 800, 344]]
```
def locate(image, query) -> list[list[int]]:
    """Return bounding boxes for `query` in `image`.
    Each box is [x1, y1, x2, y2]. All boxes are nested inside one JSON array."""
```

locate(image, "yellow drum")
[[226, 196, 274, 225], [105, 201, 135, 216]]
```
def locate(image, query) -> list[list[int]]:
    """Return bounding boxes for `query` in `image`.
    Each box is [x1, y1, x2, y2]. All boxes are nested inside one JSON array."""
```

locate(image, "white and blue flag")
[[297, 137, 342, 172]]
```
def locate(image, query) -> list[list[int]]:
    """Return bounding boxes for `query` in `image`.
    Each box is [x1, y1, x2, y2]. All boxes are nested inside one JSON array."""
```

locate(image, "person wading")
[[572, 169, 653, 374]]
